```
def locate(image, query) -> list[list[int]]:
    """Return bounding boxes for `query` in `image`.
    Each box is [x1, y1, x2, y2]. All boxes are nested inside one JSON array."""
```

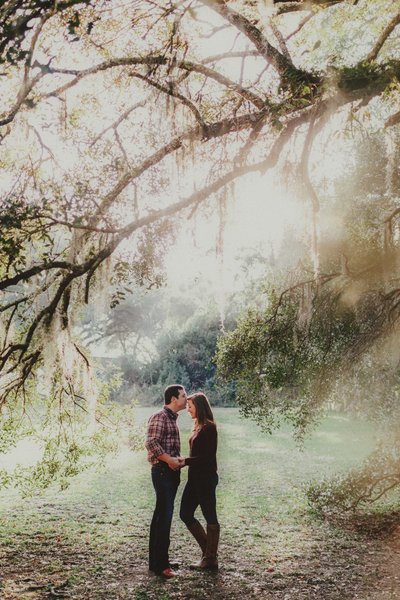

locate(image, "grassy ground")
[[0, 408, 398, 599]]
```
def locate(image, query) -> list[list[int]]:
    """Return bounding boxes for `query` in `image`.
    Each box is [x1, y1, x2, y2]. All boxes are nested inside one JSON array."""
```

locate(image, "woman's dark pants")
[[180, 472, 219, 526], [149, 464, 180, 574]]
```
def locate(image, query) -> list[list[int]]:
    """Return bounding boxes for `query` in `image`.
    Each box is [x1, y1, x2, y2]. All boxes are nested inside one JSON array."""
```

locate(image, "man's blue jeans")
[[149, 464, 180, 574]]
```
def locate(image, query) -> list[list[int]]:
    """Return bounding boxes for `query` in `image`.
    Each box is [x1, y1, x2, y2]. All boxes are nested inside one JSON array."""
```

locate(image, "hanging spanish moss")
[[296, 280, 314, 336], [383, 128, 400, 285], [310, 204, 320, 282], [40, 313, 97, 425], [385, 126, 399, 197], [216, 187, 229, 334]]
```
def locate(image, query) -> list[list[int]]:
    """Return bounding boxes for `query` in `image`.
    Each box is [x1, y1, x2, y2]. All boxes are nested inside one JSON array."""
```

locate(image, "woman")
[[179, 392, 219, 570]]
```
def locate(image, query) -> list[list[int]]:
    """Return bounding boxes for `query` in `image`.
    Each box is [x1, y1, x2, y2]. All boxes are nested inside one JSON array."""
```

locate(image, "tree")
[[1, 0, 400, 488], [82, 288, 164, 356], [216, 129, 400, 511], [137, 311, 236, 405]]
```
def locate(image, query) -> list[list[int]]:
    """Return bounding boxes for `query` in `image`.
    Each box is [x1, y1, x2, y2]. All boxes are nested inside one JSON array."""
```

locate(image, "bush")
[[306, 441, 400, 514]]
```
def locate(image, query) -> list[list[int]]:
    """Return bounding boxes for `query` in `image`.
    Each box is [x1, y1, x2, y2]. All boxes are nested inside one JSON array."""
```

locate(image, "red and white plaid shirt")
[[145, 406, 181, 465]]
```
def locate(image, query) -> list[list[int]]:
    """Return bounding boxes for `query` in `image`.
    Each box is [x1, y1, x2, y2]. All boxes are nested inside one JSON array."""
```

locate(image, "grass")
[[0, 408, 395, 599]]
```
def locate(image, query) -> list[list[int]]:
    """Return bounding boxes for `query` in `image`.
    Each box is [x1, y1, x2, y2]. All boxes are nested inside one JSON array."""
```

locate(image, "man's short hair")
[[164, 384, 184, 405]]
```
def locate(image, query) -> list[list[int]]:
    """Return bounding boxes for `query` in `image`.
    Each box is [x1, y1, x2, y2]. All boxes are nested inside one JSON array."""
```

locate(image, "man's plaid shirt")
[[145, 406, 181, 465]]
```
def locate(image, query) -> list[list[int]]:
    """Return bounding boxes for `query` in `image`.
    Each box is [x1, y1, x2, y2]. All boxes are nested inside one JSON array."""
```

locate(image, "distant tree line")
[[112, 312, 236, 406]]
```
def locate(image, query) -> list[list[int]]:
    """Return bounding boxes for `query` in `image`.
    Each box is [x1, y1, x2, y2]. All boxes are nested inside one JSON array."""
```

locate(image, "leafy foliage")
[[307, 440, 400, 513], [0, 0, 102, 65], [116, 311, 236, 406], [216, 126, 400, 509], [216, 281, 384, 432]]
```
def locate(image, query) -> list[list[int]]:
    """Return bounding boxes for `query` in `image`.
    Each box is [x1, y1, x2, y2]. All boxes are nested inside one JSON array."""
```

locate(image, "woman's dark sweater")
[[184, 420, 217, 476]]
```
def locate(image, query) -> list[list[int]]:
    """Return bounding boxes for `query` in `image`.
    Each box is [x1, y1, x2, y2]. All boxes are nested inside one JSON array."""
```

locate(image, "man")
[[145, 384, 187, 578]]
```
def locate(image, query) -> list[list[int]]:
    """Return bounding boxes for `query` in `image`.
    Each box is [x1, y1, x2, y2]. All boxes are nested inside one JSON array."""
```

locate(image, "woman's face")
[[187, 398, 197, 419]]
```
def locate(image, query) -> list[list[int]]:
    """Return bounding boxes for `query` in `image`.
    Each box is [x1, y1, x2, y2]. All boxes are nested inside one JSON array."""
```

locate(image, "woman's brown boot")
[[199, 524, 220, 570], [187, 520, 208, 568], [186, 519, 207, 555]]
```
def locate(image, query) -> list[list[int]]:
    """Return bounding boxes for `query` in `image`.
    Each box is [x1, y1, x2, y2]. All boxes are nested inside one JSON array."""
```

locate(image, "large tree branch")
[[273, 0, 344, 13], [385, 110, 400, 128], [89, 107, 274, 225], [0, 71, 44, 127], [1, 53, 266, 130], [202, 0, 315, 87], [10, 107, 331, 306], [90, 91, 358, 228], [0, 261, 74, 291], [365, 11, 400, 62], [99, 111, 305, 252], [46, 55, 267, 109], [129, 71, 207, 129]]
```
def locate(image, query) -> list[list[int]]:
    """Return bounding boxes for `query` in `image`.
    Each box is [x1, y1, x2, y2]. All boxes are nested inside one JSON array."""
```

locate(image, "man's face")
[[175, 388, 187, 411]]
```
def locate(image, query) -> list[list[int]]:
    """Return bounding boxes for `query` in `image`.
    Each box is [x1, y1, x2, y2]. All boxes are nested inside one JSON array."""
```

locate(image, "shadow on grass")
[[0, 511, 391, 600], [317, 508, 400, 537]]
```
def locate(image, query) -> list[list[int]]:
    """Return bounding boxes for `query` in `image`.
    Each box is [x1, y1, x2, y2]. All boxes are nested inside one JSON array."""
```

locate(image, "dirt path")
[[364, 526, 400, 600], [0, 518, 399, 599]]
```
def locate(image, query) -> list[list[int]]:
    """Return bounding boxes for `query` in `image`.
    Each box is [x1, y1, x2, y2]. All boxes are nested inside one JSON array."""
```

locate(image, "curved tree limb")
[[366, 10, 400, 62], [202, 0, 316, 87], [129, 70, 207, 129], [0, 262, 74, 291], [45, 55, 267, 109], [385, 110, 400, 128]]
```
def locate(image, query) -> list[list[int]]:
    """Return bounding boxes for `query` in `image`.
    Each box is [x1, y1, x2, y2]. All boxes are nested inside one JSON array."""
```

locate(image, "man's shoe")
[[160, 568, 176, 578]]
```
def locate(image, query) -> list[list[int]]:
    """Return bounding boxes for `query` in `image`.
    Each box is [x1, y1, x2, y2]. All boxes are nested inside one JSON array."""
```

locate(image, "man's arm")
[[145, 413, 181, 470]]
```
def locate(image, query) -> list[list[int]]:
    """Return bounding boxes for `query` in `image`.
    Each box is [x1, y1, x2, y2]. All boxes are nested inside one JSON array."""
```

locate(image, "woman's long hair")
[[188, 392, 214, 427]]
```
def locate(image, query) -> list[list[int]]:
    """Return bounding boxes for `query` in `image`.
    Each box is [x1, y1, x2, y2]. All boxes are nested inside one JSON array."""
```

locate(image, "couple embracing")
[[145, 384, 219, 578]]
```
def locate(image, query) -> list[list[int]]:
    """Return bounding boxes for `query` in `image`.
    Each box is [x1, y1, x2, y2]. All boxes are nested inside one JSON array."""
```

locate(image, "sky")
[[163, 170, 307, 289]]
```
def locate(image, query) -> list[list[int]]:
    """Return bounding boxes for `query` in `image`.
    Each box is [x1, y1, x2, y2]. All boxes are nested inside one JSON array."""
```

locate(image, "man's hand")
[[177, 457, 185, 468], [167, 456, 181, 471]]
